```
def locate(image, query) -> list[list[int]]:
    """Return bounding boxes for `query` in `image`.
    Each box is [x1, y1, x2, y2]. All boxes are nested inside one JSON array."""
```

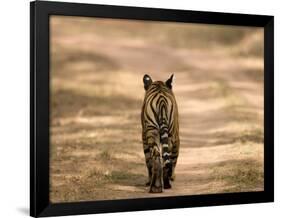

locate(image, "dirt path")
[[50, 17, 264, 202]]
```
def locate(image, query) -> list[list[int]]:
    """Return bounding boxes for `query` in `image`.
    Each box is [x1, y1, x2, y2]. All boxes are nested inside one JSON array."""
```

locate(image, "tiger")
[[141, 74, 180, 193]]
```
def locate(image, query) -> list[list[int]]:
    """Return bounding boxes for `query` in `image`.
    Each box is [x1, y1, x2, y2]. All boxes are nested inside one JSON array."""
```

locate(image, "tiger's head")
[[143, 74, 174, 91]]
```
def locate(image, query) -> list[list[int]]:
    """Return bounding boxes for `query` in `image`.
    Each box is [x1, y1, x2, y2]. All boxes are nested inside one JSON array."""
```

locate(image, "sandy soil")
[[49, 17, 264, 202]]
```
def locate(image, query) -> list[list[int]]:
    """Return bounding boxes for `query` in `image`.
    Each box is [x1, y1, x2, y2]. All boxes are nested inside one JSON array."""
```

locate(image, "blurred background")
[[50, 16, 264, 203]]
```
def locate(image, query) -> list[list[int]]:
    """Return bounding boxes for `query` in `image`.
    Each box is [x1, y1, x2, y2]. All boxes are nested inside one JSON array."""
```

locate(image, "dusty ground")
[[50, 16, 264, 202]]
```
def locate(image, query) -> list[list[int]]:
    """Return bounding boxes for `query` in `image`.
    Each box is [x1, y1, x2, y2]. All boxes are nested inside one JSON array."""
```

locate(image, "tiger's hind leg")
[[170, 161, 177, 181], [143, 146, 152, 186], [149, 146, 163, 193], [145, 164, 152, 186], [143, 130, 162, 192], [170, 140, 179, 181]]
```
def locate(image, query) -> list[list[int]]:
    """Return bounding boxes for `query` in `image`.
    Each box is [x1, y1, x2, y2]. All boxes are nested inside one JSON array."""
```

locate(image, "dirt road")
[[50, 17, 264, 202]]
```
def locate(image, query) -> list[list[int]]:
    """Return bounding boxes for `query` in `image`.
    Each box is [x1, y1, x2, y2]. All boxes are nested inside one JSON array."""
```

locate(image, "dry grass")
[[50, 16, 264, 202], [212, 159, 264, 192]]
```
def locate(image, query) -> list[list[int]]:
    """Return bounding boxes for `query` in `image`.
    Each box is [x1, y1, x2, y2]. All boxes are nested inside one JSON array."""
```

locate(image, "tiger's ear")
[[143, 74, 152, 90], [165, 74, 174, 89]]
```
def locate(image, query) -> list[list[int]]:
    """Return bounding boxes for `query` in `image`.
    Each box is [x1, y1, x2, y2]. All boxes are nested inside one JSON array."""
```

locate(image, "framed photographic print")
[[30, 1, 274, 217]]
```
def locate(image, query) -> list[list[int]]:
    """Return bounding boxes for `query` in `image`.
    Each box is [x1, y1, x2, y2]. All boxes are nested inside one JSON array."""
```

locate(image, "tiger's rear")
[[141, 74, 180, 193]]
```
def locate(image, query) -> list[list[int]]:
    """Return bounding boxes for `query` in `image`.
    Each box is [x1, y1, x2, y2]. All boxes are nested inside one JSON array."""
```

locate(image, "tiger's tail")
[[160, 121, 172, 189], [160, 121, 170, 167]]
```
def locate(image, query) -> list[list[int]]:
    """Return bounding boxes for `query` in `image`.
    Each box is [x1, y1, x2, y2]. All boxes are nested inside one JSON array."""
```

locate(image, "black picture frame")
[[30, 1, 274, 217]]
